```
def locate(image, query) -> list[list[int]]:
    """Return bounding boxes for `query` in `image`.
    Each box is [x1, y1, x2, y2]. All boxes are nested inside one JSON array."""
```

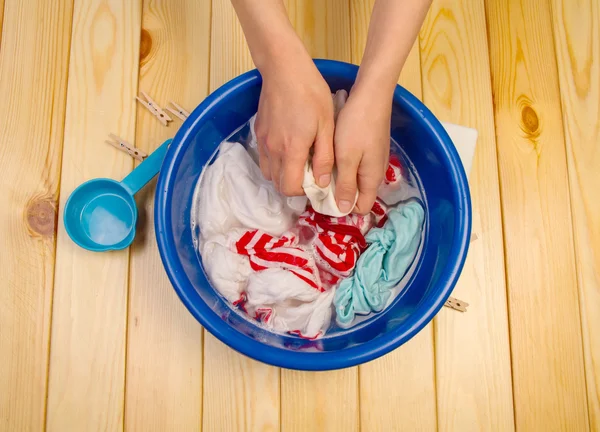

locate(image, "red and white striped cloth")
[[298, 209, 369, 280], [234, 229, 323, 291], [232, 199, 393, 295], [231, 230, 334, 339]]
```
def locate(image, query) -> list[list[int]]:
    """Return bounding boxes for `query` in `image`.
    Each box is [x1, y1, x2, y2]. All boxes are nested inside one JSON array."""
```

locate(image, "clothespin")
[[136, 91, 172, 126], [445, 296, 469, 312], [105, 133, 147, 161], [165, 101, 190, 121]]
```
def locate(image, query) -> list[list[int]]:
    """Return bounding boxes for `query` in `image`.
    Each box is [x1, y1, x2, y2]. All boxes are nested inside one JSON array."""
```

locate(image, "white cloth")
[[196, 141, 333, 338], [302, 163, 357, 218], [197, 141, 305, 238], [201, 238, 251, 304], [246, 269, 334, 338]]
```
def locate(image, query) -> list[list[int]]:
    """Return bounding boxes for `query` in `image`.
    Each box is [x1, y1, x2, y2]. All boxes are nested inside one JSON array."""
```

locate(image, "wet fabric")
[[333, 200, 425, 328], [197, 141, 333, 338]]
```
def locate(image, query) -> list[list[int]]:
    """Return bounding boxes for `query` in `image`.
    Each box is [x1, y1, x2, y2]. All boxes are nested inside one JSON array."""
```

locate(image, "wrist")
[[352, 68, 397, 104], [251, 26, 311, 78]]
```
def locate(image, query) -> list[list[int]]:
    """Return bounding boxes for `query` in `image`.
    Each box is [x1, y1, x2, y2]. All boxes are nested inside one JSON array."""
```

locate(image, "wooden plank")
[[0, 0, 5, 47], [208, 0, 253, 86], [349, 1, 437, 431], [0, 0, 73, 429], [485, 0, 589, 429], [279, 2, 358, 432], [284, 0, 351, 61], [124, 0, 210, 430], [45, 1, 142, 430], [420, 0, 516, 430], [550, 0, 600, 427], [202, 1, 280, 430], [281, 369, 358, 432]]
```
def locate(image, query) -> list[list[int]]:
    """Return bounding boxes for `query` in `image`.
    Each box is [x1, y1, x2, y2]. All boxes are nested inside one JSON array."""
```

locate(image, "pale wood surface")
[[124, 1, 209, 431], [0, 0, 5, 47], [350, 1, 437, 431], [485, 0, 589, 429], [0, 0, 73, 430], [202, 2, 281, 431], [421, 0, 516, 431], [281, 370, 358, 432], [46, 1, 142, 430], [0, 0, 598, 431], [550, 0, 600, 428]]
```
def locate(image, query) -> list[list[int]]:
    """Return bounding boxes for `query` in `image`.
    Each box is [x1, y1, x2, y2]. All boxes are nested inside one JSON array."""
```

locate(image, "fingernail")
[[338, 200, 352, 213], [319, 174, 331, 187]]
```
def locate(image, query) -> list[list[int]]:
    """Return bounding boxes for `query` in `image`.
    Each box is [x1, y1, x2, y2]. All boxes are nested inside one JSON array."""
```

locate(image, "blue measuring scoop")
[[63, 139, 172, 252]]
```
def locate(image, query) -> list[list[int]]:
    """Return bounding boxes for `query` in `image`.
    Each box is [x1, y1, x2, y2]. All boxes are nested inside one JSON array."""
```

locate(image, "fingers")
[[257, 141, 271, 181], [255, 115, 272, 182], [335, 154, 360, 214], [354, 150, 386, 214], [269, 156, 282, 192], [355, 175, 380, 215], [257, 133, 307, 195], [312, 120, 335, 188], [280, 146, 309, 196]]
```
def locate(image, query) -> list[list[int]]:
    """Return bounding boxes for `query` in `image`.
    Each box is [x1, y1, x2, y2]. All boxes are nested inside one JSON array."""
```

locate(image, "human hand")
[[254, 53, 335, 197], [333, 84, 392, 214]]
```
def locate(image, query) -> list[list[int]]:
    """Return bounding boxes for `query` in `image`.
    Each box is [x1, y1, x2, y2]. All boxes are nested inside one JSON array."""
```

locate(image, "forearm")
[[230, 0, 308, 75], [355, 0, 432, 95]]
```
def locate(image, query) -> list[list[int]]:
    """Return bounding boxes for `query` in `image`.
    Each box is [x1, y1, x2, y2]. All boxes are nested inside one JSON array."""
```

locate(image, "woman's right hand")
[[254, 49, 335, 197]]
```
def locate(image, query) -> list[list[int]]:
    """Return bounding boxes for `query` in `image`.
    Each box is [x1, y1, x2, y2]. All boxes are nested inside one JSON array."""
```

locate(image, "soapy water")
[[191, 118, 426, 337]]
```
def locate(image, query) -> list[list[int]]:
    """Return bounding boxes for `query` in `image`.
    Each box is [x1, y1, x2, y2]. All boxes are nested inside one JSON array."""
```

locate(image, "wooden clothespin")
[[445, 296, 469, 312], [105, 133, 147, 161], [136, 91, 172, 126], [165, 101, 190, 121]]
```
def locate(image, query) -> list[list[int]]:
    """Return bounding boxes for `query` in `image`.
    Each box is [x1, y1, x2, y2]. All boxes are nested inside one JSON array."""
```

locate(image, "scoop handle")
[[121, 139, 172, 195]]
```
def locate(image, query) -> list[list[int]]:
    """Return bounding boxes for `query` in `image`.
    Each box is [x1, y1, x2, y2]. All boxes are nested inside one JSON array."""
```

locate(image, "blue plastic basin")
[[155, 59, 471, 371]]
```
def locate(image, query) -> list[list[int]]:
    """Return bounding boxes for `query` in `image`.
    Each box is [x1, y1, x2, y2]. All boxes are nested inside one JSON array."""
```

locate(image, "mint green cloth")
[[333, 200, 425, 328]]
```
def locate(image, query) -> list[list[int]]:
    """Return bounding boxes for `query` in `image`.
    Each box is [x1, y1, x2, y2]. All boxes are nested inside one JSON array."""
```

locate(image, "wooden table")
[[1, 0, 598, 430]]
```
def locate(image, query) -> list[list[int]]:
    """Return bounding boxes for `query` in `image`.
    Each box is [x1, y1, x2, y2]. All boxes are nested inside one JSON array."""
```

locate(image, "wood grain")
[[284, 0, 351, 62], [208, 0, 253, 90], [550, 0, 600, 428], [124, 1, 210, 430], [349, 1, 437, 430], [485, 0, 589, 429], [280, 2, 359, 431], [45, 1, 142, 430], [202, 1, 280, 431], [1, 0, 598, 428], [0, 0, 73, 429], [281, 370, 358, 432], [0, 0, 5, 47], [420, 0, 516, 430]]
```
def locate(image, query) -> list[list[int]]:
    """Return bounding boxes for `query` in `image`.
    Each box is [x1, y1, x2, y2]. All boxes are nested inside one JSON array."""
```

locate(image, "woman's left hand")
[[333, 84, 392, 214]]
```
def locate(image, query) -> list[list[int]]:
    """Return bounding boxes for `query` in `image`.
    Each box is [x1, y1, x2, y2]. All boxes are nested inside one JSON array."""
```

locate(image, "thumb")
[[335, 154, 359, 214], [312, 121, 335, 187]]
